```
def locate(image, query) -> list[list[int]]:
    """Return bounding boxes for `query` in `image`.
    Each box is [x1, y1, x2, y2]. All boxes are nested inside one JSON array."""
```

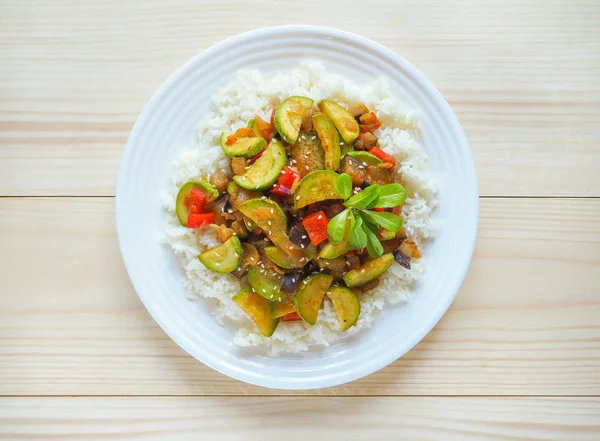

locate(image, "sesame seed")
[[311, 136, 316, 140], [262, 288, 267, 293], [214, 253, 220, 257], [268, 230, 272, 235], [296, 196, 301, 200], [215, 262, 221, 266], [361, 269, 365, 273], [232, 232, 237, 236], [292, 278, 296, 283], [300, 244, 305, 249], [301, 235, 307, 239], [317, 214, 323, 220], [305, 165, 309, 170], [227, 209, 233, 213], [268, 220, 272, 225], [249, 257, 255, 261], [289, 246, 294, 250], [326, 291, 331, 295], [261, 196, 267, 200], [358, 165, 365, 169], [362, 162, 367, 166], [245, 166, 250, 170], [300, 257, 306, 262], [340, 141, 344, 145], [247, 222, 252, 227], [270, 294, 274, 299], [272, 183, 277, 187]]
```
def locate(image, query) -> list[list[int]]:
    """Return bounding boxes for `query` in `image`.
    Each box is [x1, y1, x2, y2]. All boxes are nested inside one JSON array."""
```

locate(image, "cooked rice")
[[163, 61, 438, 355]]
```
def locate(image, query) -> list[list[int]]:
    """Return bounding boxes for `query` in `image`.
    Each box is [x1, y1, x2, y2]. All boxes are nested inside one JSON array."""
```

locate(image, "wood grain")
[[1, 0, 599, 197], [1, 397, 599, 441], [0, 197, 598, 396]]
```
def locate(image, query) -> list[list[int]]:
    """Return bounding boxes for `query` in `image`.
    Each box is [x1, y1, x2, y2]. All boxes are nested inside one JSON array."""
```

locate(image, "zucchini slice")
[[294, 273, 334, 325], [274, 96, 314, 144], [318, 100, 360, 144], [175, 181, 219, 226], [233, 139, 286, 190], [343, 253, 394, 287], [293, 170, 342, 209], [198, 236, 243, 274], [220, 132, 266, 158], [233, 287, 279, 337], [326, 285, 360, 331]]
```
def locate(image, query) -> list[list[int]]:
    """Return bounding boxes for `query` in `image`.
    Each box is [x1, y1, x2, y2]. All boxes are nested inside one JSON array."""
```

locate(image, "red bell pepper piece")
[[270, 167, 299, 197], [270, 183, 291, 197], [281, 312, 301, 321], [369, 147, 396, 168], [372, 207, 385, 212], [187, 212, 215, 229], [302, 210, 329, 246], [184, 188, 207, 213]]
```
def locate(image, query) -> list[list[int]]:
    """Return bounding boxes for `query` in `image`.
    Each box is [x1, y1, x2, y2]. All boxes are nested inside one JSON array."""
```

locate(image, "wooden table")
[[1, 1, 599, 439]]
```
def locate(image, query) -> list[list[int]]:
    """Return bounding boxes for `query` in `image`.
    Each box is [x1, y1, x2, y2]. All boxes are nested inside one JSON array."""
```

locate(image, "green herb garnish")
[[327, 175, 406, 257]]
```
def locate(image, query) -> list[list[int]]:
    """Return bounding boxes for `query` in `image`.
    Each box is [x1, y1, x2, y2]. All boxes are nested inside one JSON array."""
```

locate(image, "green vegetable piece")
[[340, 140, 353, 158], [318, 100, 360, 144], [293, 170, 342, 209], [344, 185, 380, 209], [233, 139, 286, 190], [271, 294, 296, 319], [348, 215, 368, 250], [247, 119, 261, 137], [291, 131, 325, 176], [379, 228, 397, 241], [321, 215, 353, 259], [248, 265, 282, 301], [274, 96, 314, 144], [198, 236, 243, 274], [327, 285, 360, 331], [374, 183, 407, 208], [327, 208, 351, 245], [232, 287, 279, 337], [219, 132, 266, 158], [364, 222, 384, 257], [312, 113, 341, 171], [347, 151, 383, 166], [343, 253, 394, 287], [360, 210, 403, 233], [294, 274, 334, 325], [176, 181, 219, 226], [265, 245, 316, 269], [336, 173, 352, 200]]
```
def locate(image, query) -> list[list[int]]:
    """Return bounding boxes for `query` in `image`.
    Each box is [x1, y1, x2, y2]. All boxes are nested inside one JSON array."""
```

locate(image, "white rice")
[[163, 61, 438, 355]]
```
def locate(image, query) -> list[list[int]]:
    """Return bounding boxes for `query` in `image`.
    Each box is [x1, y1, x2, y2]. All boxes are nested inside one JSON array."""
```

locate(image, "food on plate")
[[164, 63, 437, 354]]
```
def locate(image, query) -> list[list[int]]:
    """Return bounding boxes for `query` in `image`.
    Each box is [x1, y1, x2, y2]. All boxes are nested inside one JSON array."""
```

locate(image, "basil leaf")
[[327, 208, 350, 244], [374, 183, 407, 208], [364, 223, 384, 257], [336, 173, 352, 200], [348, 215, 367, 250], [344, 185, 380, 209], [359, 210, 403, 233]]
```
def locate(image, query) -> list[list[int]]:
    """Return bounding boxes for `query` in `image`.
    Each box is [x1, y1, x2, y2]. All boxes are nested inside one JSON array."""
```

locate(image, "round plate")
[[116, 25, 478, 390]]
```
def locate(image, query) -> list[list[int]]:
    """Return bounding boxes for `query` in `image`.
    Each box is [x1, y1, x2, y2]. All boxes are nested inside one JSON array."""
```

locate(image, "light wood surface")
[[1, 0, 599, 439], [1, 397, 599, 441]]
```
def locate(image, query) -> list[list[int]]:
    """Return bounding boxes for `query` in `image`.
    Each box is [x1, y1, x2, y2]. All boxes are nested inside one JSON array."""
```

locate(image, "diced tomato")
[[372, 207, 385, 212], [369, 147, 396, 167], [187, 212, 215, 228], [281, 312, 301, 321], [225, 134, 238, 145], [302, 210, 329, 246], [359, 112, 382, 133], [184, 188, 207, 213], [270, 183, 291, 197], [255, 115, 272, 142]]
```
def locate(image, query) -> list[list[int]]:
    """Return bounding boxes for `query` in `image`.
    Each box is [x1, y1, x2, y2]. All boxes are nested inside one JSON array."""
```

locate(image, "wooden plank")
[[1, 397, 599, 440], [1, 0, 599, 196], [0, 197, 598, 396]]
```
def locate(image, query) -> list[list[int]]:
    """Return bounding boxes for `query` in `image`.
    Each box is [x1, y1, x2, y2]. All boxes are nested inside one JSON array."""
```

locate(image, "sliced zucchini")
[[274, 96, 314, 144], [271, 294, 296, 318], [265, 245, 317, 269], [347, 151, 382, 166], [175, 181, 219, 226], [294, 273, 334, 325], [248, 265, 282, 301], [198, 236, 243, 274], [247, 119, 261, 137], [293, 170, 342, 209], [220, 132, 266, 158], [233, 139, 286, 190], [379, 229, 396, 241], [232, 287, 279, 337], [327, 285, 360, 331], [340, 139, 353, 158], [318, 100, 360, 144], [238, 198, 305, 261], [312, 113, 341, 171], [343, 253, 394, 287]]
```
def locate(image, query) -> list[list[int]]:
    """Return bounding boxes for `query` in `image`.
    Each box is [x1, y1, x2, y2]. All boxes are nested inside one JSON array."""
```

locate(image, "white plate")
[[116, 25, 478, 390]]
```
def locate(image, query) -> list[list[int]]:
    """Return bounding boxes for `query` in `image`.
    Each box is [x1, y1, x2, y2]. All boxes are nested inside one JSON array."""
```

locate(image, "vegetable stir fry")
[[175, 97, 421, 336]]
